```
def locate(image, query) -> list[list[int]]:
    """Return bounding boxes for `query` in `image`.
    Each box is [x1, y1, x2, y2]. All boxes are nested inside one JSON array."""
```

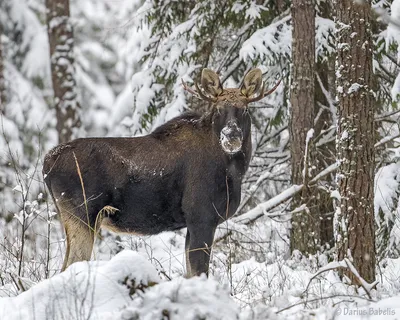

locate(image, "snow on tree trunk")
[[290, 0, 321, 255], [335, 0, 376, 283], [46, 0, 80, 143], [0, 24, 6, 113]]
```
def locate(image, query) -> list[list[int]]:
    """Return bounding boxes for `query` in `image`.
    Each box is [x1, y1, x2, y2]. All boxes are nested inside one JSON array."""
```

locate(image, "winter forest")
[[0, 0, 400, 319]]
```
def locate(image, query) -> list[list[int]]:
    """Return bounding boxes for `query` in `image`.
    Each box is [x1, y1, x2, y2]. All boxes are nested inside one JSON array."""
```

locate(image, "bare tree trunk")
[[315, 59, 335, 250], [0, 24, 6, 114], [335, 0, 376, 283], [290, 0, 321, 255], [313, 1, 337, 251], [46, 0, 80, 143]]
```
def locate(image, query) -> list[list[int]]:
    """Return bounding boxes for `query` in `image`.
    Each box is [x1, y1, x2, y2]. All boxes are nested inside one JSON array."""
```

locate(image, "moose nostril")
[[221, 126, 232, 136], [220, 126, 243, 154], [222, 122, 242, 137]]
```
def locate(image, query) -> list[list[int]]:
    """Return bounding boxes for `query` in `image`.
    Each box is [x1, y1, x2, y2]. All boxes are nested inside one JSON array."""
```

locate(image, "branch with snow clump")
[[303, 258, 379, 300], [234, 162, 339, 225], [215, 162, 339, 242]]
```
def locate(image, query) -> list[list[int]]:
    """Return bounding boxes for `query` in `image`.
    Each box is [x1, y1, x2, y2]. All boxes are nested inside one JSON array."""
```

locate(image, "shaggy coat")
[[43, 68, 271, 276]]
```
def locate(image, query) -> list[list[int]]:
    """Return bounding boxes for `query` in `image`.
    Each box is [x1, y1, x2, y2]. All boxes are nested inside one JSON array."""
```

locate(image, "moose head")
[[183, 68, 280, 156]]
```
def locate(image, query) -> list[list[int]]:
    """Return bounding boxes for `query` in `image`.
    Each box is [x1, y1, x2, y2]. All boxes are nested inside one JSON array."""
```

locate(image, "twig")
[[72, 152, 88, 217], [375, 134, 400, 148], [375, 109, 400, 122], [343, 258, 379, 298], [181, 79, 200, 98], [302, 259, 378, 300], [249, 103, 276, 109], [17, 278, 26, 292], [236, 162, 338, 224], [316, 73, 337, 126], [72, 152, 95, 261], [276, 293, 373, 314]]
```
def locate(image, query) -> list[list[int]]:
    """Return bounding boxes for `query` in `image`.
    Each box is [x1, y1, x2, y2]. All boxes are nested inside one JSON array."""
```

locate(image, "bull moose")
[[43, 68, 279, 276]]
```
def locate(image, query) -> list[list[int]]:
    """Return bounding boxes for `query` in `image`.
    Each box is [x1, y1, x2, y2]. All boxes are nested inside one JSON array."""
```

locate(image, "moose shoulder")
[[43, 68, 279, 277]]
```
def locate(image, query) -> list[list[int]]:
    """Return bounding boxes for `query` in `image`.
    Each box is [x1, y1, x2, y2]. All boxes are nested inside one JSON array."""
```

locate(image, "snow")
[[76, 65, 115, 109], [306, 128, 314, 142], [1, 192, 400, 320], [108, 84, 136, 135], [386, 0, 400, 61], [5, 0, 50, 83], [302, 129, 315, 179], [0, 251, 240, 320], [105, 275, 239, 320], [235, 2, 267, 20], [392, 72, 400, 101], [1, 0, 400, 319], [331, 190, 342, 201], [347, 83, 362, 94], [316, 17, 335, 59], [374, 163, 400, 228], [240, 15, 291, 62], [240, 15, 335, 63], [22, 31, 50, 81], [235, 185, 303, 224], [12, 185, 23, 193], [3, 243, 400, 319], [0, 251, 161, 320]]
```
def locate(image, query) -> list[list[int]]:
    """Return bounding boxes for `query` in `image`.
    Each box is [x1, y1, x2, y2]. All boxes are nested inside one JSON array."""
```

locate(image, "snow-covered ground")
[[2, 169, 400, 319], [1, 221, 400, 320]]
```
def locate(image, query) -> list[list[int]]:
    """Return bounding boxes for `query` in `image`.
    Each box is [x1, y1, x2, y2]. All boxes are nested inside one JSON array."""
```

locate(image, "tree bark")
[[315, 59, 335, 249], [313, 0, 336, 250], [46, 0, 80, 143], [290, 0, 321, 255], [335, 0, 376, 283], [0, 24, 6, 114]]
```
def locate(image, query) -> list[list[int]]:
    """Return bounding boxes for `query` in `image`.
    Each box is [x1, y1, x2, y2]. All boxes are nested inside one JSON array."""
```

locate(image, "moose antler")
[[181, 79, 199, 97], [247, 79, 282, 103], [195, 82, 217, 103], [181, 79, 217, 103]]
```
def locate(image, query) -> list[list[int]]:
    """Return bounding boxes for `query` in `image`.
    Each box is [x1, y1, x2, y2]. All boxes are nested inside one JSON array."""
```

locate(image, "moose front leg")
[[186, 222, 216, 277]]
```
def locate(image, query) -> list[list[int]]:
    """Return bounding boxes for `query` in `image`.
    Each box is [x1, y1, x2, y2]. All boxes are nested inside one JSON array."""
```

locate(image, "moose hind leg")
[[61, 214, 96, 271]]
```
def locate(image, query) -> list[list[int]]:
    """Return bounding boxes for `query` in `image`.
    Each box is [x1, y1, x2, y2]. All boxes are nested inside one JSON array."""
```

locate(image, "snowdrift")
[[2, 248, 400, 319], [0, 251, 239, 320]]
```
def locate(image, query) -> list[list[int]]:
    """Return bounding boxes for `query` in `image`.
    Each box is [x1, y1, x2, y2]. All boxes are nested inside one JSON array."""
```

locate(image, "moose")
[[43, 68, 279, 277]]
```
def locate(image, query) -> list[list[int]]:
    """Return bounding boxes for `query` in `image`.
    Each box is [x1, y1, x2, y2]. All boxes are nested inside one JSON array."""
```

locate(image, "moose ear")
[[201, 69, 223, 97], [241, 69, 263, 97]]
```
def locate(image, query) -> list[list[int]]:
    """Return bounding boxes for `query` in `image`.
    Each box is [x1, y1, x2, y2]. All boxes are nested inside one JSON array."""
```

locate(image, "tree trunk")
[[313, 0, 336, 251], [290, 0, 321, 255], [0, 24, 6, 114], [335, 0, 376, 283], [46, 0, 80, 143], [315, 60, 335, 250]]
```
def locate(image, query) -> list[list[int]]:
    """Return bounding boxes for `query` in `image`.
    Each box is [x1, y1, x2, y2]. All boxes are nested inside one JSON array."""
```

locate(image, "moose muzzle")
[[220, 121, 243, 154]]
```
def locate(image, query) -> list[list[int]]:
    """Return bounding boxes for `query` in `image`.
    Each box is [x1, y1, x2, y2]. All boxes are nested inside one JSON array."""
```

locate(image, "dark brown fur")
[[43, 69, 267, 276]]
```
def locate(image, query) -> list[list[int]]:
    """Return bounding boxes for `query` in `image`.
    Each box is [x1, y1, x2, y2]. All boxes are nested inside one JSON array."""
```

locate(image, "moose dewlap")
[[43, 68, 279, 277]]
